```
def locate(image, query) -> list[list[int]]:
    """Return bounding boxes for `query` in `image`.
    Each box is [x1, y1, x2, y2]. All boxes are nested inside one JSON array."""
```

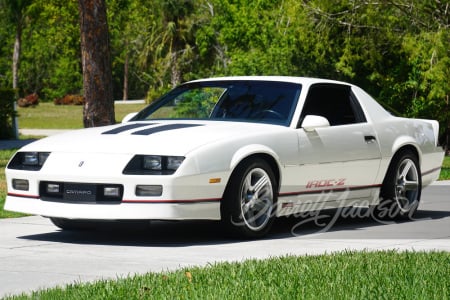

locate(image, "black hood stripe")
[[132, 123, 203, 136], [102, 123, 156, 135]]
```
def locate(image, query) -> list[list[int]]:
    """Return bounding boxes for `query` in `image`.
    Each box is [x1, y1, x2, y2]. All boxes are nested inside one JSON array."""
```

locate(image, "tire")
[[375, 150, 422, 220], [221, 158, 277, 238], [50, 217, 96, 231]]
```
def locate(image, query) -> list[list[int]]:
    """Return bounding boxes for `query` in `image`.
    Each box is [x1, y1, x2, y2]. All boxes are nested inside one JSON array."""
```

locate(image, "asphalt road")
[[1, 183, 449, 297]]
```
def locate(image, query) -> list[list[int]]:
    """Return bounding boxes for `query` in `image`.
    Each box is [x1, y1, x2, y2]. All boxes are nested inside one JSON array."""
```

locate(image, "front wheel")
[[375, 150, 422, 220], [221, 158, 277, 238]]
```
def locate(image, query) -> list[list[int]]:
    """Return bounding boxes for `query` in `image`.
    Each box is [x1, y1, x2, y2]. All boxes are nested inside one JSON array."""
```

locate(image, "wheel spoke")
[[254, 197, 271, 213], [241, 201, 251, 214], [244, 207, 256, 222], [241, 196, 257, 214], [404, 179, 419, 191], [252, 175, 270, 194], [399, 160, 413, 179], [243, 175, 252, 191]]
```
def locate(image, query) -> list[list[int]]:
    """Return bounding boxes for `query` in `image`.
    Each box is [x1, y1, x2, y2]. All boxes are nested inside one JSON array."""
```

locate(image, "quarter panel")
[[373, 117, 444, 186]]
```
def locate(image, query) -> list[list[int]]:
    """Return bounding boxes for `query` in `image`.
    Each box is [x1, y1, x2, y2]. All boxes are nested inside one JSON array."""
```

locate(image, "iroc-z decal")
[[305, 178, 346, 189]]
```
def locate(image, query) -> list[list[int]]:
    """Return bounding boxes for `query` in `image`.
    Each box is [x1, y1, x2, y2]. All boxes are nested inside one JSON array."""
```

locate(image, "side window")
[[299, 83, 366, 127]]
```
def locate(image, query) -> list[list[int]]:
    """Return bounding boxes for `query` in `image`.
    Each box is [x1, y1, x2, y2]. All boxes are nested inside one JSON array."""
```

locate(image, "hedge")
[[0, 88, 17, 139]]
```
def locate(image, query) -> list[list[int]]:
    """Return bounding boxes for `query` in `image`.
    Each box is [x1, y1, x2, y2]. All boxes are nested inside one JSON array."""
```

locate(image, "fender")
[[371, 135, 422, 185], [391, 135, 422, 165], [230, 144, 282, 174]]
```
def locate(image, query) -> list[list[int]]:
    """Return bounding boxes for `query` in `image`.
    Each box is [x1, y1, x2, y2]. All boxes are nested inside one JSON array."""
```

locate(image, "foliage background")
[[0, 88, 16, 139], [0, 0, 449, 136]]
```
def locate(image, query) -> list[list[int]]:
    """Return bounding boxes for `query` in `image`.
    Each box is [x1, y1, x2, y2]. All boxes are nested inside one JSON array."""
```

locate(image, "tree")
[[20, 0, 82, 100], [78, 0, 115, 127], [108, 0, 150, 100], [299, 0, 450, 146], [134, 0, 200, 98], [0, 0, 32, 91]]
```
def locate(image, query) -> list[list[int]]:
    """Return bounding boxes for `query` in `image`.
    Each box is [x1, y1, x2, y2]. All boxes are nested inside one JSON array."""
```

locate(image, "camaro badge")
[[78, 161, 85, 167]]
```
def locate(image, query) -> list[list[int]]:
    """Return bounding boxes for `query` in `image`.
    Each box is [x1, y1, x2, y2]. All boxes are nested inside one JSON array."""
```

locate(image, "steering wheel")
[[253, 109, 285, 120]]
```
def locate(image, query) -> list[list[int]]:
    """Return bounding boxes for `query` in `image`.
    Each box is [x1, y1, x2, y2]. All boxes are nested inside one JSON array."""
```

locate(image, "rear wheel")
[[221, 158, 277, 238], [375, 150, 421, 220]]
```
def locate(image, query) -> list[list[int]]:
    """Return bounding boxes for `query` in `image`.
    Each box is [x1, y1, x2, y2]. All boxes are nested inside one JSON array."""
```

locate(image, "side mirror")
[[121, 112, 138, 123], [301, 115, 330, 132]]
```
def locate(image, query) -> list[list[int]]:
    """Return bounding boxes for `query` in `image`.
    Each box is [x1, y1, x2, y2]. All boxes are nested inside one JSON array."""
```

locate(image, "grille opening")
[[40, 181, 123, 204]]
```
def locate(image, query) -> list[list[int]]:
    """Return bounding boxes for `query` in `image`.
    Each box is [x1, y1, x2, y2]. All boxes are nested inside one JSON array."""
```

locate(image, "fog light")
[[12, 179, 29, 191], [136, 185, 163, 196], [47, 183, 61, 193], [104, 186, 120, 197]]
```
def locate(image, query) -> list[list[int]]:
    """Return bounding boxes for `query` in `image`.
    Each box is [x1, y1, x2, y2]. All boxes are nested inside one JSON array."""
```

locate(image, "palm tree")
[[137, 0, 196, 90], [0, 0, 32, 91], [78, 0, 115, 127]]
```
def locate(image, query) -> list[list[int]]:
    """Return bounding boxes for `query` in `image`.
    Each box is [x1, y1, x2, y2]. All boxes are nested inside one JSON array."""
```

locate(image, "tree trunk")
[[170, 51, 181, 87], [78, 0, 115, 127], [12, 24, 21, 90], [123, 44, 129, 101], [446, 95, 449, 155]]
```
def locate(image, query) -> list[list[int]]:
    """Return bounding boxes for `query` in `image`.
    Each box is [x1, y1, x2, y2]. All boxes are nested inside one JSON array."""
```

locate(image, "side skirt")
[[276, 186, 381, 217]]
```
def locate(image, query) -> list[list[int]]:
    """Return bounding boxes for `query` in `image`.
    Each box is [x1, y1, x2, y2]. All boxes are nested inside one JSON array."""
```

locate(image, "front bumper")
[[5, 195, 221, 220], [5, 154, 227, 220]]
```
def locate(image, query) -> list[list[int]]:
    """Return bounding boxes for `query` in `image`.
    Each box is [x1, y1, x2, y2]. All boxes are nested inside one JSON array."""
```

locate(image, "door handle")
[[364, 135, 376, 144]]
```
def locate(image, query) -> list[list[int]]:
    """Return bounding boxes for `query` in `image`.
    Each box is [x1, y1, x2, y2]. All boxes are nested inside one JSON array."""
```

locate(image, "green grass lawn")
[[17, 102, 146, 129], [439, 155, 450, 180], [5, 251, 449, 299]]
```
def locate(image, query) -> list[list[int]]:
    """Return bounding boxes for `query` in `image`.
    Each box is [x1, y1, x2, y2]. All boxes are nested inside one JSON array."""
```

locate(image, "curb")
[[19, 129, 70, 136]]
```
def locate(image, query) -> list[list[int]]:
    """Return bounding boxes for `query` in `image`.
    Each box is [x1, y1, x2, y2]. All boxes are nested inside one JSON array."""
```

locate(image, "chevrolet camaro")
[[5, 77, 444, 238]]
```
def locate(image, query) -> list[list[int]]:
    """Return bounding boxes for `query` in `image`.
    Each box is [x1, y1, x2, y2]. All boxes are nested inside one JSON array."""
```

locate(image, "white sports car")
[[5, 76, 444, 238]]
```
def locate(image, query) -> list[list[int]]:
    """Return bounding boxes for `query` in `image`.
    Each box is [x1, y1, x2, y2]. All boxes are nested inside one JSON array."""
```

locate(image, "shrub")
[[0, 88, 17, 139], [17, 93, 39, 107], [54, 94, 85, 105]]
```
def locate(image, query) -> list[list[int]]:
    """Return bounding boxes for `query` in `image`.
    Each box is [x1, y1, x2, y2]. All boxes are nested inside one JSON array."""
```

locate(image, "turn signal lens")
[[136, 185, 163, 196], [12, 179, 29, 191]]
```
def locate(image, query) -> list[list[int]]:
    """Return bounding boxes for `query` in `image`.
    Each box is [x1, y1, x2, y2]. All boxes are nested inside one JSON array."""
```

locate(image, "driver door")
[[284, 83, 382, 209]]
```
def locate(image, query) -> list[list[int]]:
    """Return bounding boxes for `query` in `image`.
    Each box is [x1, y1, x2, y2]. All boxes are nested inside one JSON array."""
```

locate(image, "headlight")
[[167, 156, 184, 170], [123, 155, 185, 175], [23, 152, 50, 166], [143, 155, 162, 170], [7, 152, 51, 171]]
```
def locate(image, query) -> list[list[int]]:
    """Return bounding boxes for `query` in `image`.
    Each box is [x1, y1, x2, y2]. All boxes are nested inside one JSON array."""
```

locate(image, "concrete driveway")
[[1, 183, 449, 297]]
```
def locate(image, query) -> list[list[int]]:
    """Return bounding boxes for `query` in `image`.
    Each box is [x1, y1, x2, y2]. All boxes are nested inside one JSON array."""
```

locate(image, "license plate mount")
[[63, 183, 97, 202]]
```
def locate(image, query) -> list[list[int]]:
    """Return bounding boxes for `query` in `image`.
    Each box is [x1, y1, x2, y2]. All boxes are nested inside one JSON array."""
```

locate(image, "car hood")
[[20, 121, 287, 156]]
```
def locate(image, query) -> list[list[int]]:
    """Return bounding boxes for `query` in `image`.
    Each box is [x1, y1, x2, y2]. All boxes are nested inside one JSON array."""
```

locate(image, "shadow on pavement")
[[271, 208, 450, 239], [18, 207, 450, 246]]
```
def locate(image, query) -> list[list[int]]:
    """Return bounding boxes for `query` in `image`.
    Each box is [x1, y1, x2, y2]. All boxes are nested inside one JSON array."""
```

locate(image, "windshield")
[[133, 80, 301, 126]]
